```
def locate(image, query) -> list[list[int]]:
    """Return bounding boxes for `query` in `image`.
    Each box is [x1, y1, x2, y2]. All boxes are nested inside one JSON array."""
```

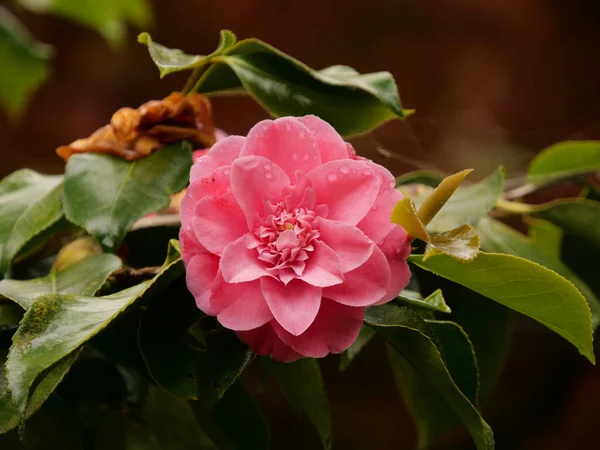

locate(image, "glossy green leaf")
[[139, 283, 253, 402], [419, 167, 505, 233], [5, 241, 183, 420], [0, 253, 122, 309], [365, 304, 493, 450], [339, 325, 375, 371], [204, 381, 270, 450], [528, 218, 563, 260], [427, 320, 479, 405], [410, 264, 510, 402], [533, 199, 600, 250], [447, 288, 510, 402], [528, 141, 600, 185], [18, 0, 151, 47], [0, 169, 63, 277], [0, 7, 52, 118], [138, 280, 202, 400], [265, 358, 332, 450], [425, 224, 480, 262], [397, 289, 451, 314], [0, 349, 81, 435], [63, 141, 193, 252], [138, 30, 236, 78], [410, 252, 595, 363], [395, 170, 444, 188], [141, 384, 217, 450], [172, 35, 407, 136], [478, 216, 600, 329], [0, 254, 118, 433]]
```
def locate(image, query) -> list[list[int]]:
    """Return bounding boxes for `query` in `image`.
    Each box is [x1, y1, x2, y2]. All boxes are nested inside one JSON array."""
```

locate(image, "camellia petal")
[[184, 252, 220, 314], [357, 161, 402, 242], [324, 245, 390, 306], [242, 117, 322, 180], [220, 236, 272, 283], [300, 241, 345, 287], [190, 135, 245, 182], [273, 299, 364, 358], [230, 155, 290, 224], [179, 116, 411, 362], [237, 324, 303, 363], [215, 280, 274, 331], [307, 159, 380, 225], [315, 217, 374, 272], [261, 277, 322, 336], [297, 115, 348, 162], [192, 193, 247, 256]]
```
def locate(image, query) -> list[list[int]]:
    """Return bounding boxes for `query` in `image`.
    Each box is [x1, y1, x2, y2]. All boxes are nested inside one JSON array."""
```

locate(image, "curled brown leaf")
[[56, 92, 216, 161]]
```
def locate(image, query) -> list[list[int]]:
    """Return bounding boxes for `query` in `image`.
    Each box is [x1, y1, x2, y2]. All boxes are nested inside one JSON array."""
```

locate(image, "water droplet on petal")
[[388, 180, 396, 188], [371, 205, 377, 211], [326, 173, 338, 182], [265, 172, 273, 180], [362, 168, 372, 176], [339, 164, 350, 174], [263, 163, 272, 171], [223, 168, 230, 175], [304, 153, 309, 161], [292, 153, 299, 161]]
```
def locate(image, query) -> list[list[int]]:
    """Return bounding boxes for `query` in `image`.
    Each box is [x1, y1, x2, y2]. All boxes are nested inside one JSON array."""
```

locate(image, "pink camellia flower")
[[180, 116, 411, 362]]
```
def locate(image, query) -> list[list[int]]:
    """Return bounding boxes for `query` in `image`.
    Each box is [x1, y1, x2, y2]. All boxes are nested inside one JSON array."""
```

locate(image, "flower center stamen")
[[253, 201, 319, 284]]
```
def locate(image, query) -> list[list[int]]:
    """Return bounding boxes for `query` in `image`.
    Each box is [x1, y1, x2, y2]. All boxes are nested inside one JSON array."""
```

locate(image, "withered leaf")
[[56, 92, 216, 161]]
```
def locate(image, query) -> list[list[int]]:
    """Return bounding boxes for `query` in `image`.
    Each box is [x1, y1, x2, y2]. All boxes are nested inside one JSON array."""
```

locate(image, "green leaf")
[[140, 33, 408, 136], [339, 325, 375, 371], [447, 289, 510, 402], [409, 252, 595, 363], [418, 167, 505, 233], [533, 199, 600, 250], [417, 169, 473, 226], [0, 169, 63, 277], [365, 304, 493, 450], [425, 224, 480, 262], [139, 282, 253, 402], [63, 141, 193, 252], [0, 253, 118, 433], [528, 218, 563, 260], [477, 216, 600, 330], [395, 170, 444, 188], [527, 141, 600, 185], [397, 289, 451, 314], [203, 381, 270, 450], [138, 30, 236, 78], [95, 411, 162, 450], [18, 0, 151, 47], [0, 350, 82, 435], [426, 320, 479, 405], [0, 7, 52, 118], [196, 38, 407, 136], [0, 253, 122, 309], [265, 358, 332, 450], [141, 384, 217, 450], [5, 241, 183, 421], [410, 264, 510, 402]]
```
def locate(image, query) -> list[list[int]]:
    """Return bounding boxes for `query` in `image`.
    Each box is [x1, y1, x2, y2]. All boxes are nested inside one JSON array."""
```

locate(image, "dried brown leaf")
[[56, 92, 216, 161]]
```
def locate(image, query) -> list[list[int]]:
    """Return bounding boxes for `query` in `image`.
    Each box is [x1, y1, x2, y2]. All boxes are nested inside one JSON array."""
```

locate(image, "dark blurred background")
[[2, 0, 600, 448]]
